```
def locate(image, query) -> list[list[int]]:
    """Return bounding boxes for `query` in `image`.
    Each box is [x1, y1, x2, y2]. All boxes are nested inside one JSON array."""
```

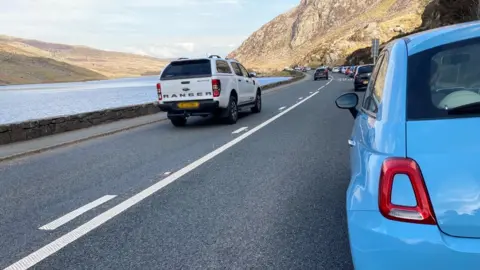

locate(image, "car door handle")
[[238, 79, 242, 82], [348, 139, 356, 147], [246, 80, 249, 83]]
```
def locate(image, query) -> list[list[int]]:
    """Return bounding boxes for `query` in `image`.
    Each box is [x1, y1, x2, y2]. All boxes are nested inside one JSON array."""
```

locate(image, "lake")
[[0, 76, 291, 124]]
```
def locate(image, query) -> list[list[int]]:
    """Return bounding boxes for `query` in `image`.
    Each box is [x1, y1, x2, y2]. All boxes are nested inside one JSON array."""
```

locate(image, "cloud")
[[175, 42, 195, 52], [125, 37, 240, 58], [0, 0, 297, 58]]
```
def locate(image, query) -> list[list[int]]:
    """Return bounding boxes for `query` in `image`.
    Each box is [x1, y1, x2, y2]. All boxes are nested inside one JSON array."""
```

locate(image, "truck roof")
[[170, 56, 239, 64]]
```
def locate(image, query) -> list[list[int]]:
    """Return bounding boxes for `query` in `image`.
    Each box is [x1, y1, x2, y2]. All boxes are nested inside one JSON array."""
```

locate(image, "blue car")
[[335, 21, 480, 270]]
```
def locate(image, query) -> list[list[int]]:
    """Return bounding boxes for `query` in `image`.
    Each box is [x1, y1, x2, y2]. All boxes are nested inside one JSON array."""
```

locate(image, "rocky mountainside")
[[0, 36, 170, 85], [346, 0, 480, 64], [229, 0, 428, 70]]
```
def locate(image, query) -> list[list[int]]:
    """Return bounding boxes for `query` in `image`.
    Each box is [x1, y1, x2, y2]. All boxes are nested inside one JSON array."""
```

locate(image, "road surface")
[[0, 72, 357, 269]]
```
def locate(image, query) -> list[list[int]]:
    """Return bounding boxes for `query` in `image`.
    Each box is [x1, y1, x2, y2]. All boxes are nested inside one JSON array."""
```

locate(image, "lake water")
[[0, 76, 291, 124]]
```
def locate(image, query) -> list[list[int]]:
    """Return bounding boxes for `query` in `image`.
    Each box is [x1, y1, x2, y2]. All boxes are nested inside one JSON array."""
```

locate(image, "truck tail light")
[[379, 158, 436, 225], [156, 83, 162, 101], [212, 79, 221, 97]]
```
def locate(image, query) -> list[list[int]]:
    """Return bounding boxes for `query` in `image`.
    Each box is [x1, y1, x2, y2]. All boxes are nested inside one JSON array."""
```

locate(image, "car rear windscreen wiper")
[[447, 101, 480, 115]]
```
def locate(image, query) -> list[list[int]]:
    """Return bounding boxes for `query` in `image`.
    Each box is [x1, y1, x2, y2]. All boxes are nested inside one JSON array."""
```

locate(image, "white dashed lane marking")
[[232, 127, 248, 134], [39, 195, 117, 231]]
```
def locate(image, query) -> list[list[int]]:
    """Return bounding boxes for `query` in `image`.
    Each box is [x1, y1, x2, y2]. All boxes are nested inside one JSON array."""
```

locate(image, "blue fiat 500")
[[336, 21, 480, 270]]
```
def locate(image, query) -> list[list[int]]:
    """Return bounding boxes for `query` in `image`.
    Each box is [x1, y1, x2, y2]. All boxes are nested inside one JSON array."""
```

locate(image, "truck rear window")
[[407, 37, 480, 120], [160, 60, 212, 80]]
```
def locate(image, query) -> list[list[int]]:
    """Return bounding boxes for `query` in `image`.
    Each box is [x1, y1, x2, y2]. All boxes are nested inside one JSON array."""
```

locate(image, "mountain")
[[0, 35, 170, 85], [346, 0, 480, 64], [229, 0, 427, 70]]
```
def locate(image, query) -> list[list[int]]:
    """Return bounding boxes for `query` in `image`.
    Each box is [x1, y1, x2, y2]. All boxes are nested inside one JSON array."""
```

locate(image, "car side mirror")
[[249, 72, 257, 78], [335, 93, 359, 118]]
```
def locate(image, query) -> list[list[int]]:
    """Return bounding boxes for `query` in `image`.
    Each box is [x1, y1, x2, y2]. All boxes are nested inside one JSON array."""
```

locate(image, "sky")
[[0, 0, 299, 59]]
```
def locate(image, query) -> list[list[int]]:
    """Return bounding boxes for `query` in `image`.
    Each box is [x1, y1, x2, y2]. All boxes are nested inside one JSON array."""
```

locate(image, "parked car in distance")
[[341, 66, 347, 74], [314, 67, 329, 80], [335, 21, 480, 270], [332, 67, 340, 72], [353, 64, 374, 91], [348, 66, 357, 78], [345, 66, 352, 75]]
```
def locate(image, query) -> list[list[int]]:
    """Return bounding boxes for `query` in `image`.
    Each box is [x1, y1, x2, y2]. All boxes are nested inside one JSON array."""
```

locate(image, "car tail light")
[[156, 83, 162, 101], [379, 158, 436, 225], [212, 79, 221, 97]]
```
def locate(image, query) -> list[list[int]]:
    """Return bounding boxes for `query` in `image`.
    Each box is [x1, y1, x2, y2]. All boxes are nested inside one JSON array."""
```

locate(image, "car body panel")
[[347, 40, 408, 212], [406, 21, 480, 56], [345, 21, 480, 270], [407, 118, 480, 238], [348, 211, 480, 270]]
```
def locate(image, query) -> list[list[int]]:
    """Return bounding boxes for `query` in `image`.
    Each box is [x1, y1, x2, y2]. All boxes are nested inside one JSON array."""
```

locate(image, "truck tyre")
[[170, 117, 187, 127], [251, 91, 262, 113], [224, 95, 238, 125]]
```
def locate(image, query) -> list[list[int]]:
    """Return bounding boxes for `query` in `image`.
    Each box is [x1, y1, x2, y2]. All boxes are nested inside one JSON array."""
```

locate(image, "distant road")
[[0, 76, 292, 125], [0, 72, 355, 269]]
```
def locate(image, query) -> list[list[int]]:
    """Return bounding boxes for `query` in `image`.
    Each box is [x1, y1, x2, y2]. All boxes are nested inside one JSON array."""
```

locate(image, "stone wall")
[[0, 75, 306, 145], [0, 103, 160, 145]]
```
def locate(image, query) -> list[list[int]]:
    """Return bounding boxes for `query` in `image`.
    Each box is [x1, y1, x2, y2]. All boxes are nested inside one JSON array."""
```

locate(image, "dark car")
[[353, 64, 374, 91], [314, 67, 329, 80]]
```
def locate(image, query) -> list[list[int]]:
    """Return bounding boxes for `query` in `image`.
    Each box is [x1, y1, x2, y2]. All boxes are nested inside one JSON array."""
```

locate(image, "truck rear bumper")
[[159, 100, 220, 118]]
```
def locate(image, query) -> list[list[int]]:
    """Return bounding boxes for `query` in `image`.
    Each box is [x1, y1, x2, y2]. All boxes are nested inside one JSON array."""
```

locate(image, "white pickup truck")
[[157, 56, 262, 127]]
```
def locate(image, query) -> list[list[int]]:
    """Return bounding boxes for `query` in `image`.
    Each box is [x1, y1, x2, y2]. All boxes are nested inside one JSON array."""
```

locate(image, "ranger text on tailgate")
[[157, 55, 262, 127]]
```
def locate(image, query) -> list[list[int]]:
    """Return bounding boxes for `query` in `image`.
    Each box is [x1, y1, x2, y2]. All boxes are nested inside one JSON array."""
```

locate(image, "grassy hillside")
[[0, 43, 107, 85], [0, 35, 169, 85]]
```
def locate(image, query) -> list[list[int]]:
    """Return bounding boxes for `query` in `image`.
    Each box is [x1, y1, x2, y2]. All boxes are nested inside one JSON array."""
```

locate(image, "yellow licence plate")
[[177, 102, 200, 109], [363, 81, 369, 85]]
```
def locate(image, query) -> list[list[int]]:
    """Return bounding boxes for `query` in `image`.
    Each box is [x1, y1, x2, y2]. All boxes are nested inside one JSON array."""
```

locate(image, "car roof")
[[403, 21, 480, 56]]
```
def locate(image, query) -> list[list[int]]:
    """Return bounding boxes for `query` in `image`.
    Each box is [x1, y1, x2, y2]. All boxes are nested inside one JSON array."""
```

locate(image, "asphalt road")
[[0, 72, 358, 269]]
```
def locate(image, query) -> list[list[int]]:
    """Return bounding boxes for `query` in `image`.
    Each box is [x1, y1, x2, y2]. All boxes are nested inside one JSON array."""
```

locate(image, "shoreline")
[[0, 74, 159, 88]]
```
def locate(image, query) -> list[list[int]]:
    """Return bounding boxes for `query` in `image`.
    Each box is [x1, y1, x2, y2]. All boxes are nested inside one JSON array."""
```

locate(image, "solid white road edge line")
[[38, 195, 117, 231], [5, 89, 322, 270], [232, 127, 248, 134]]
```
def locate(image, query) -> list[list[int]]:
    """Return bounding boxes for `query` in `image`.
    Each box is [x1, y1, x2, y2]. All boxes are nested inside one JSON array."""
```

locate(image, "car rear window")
[[160, 59, 212, 80], [357, 65, 373, 74], [407, 37, 480, 120], [316, 68, 325, 72]]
